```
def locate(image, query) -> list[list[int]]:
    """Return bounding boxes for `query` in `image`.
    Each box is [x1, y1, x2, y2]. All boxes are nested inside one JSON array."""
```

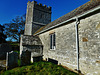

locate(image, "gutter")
[[35, 5, 100, 36]]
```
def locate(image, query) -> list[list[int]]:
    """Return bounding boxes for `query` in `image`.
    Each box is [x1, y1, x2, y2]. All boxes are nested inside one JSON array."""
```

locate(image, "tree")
[[3, 15, 25, 42], [0, 24, 7, 44]]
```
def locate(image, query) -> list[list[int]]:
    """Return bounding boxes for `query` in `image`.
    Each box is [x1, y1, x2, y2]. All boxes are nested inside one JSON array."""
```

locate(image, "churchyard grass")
[[18, 59, 21, 66], [0, 61, 78, 75]]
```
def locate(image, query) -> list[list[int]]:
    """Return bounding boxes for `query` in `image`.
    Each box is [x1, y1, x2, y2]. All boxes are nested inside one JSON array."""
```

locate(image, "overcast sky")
[[0, 0, 90, 25]]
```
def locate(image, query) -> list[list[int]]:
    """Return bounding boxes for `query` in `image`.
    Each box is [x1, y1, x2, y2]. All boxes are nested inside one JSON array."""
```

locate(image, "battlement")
[[25, 0, 51, 35], [27, 1, 51, 11]]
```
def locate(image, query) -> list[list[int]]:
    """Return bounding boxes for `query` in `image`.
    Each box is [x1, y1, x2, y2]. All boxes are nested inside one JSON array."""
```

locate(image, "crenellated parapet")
[[27, 1, 51, 12], [25, 0, 52, 35]]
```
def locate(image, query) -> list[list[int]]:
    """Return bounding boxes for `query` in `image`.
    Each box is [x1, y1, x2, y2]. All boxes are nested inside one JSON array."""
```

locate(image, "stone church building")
[[20, 0, 100, 75]]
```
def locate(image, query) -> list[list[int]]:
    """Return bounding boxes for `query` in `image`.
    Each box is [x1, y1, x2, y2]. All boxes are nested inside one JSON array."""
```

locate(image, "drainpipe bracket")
[[75, 17, 80, 25]]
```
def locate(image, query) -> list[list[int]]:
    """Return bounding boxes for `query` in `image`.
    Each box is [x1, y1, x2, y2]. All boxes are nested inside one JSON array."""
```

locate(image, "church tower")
[[24, 1, 52, 35]]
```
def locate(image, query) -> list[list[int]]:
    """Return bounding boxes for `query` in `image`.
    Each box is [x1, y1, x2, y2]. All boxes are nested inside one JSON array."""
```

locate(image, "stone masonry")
[[20, 1, 51, 62], [20, 0, 100, 75], [39, 11, 100, 75], [24, 1, 51, 35], [20, 35, 43, 62], [21, 50, 31, 66]]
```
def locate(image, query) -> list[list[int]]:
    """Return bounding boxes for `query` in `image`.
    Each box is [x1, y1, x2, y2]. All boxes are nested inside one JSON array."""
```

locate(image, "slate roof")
[[34, 0, 100, 35]]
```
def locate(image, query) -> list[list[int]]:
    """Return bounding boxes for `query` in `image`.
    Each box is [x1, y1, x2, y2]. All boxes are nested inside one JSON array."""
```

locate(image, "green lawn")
[[0, 61, 78, 75]]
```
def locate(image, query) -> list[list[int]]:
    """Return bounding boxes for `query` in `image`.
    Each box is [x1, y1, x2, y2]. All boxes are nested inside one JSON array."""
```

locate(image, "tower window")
[[50, 33, 56, 50]]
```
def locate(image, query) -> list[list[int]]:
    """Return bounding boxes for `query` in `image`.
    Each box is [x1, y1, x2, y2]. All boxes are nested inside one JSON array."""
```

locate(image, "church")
[[20, 0, 100, 75]]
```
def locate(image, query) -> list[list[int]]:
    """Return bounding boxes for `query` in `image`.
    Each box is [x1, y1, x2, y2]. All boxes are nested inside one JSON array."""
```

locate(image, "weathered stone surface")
[[32, 52, 43, 62], [32, 52, 43, 57], [24, 1, 51, 35], [20, 35, 43, 62], [6, 51, 18, 70], [78, 12, 100, 75], [20, 0, 100, 75], [21, 50, 31, 66], [39, 11, 100, 75], [22, 35, 42, 46], [0, 43, 12, 60]]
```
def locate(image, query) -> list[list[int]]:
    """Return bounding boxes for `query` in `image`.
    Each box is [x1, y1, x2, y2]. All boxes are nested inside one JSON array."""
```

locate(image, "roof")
[[34, 0, 100, 35]]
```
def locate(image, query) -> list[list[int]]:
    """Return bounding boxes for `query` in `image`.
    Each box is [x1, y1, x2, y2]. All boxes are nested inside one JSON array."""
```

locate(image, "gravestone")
[[6, 51, 18, 70], [21, 50, 31, 66], [0, 43, 12, 60]]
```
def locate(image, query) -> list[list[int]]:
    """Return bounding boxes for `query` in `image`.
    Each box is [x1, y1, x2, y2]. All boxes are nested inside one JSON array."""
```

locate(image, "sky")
[[0, 0, 90, 25]]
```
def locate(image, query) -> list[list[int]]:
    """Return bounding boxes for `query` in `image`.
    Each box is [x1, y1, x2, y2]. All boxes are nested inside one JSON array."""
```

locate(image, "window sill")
[[50, 49, 56, 50]]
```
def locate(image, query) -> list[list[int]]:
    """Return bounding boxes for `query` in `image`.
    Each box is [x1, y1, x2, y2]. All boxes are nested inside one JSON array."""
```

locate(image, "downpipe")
[[75, 17, 80, 72]]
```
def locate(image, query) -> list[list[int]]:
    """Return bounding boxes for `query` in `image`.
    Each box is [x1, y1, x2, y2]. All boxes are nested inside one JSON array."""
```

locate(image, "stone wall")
[[39, 12, 100, 75], [39, 21, 77, 70], [24, 1, 51, 35], [21, 50, 31, 66], [20, 35, 43, 62], [78, 13, 100, 75]]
